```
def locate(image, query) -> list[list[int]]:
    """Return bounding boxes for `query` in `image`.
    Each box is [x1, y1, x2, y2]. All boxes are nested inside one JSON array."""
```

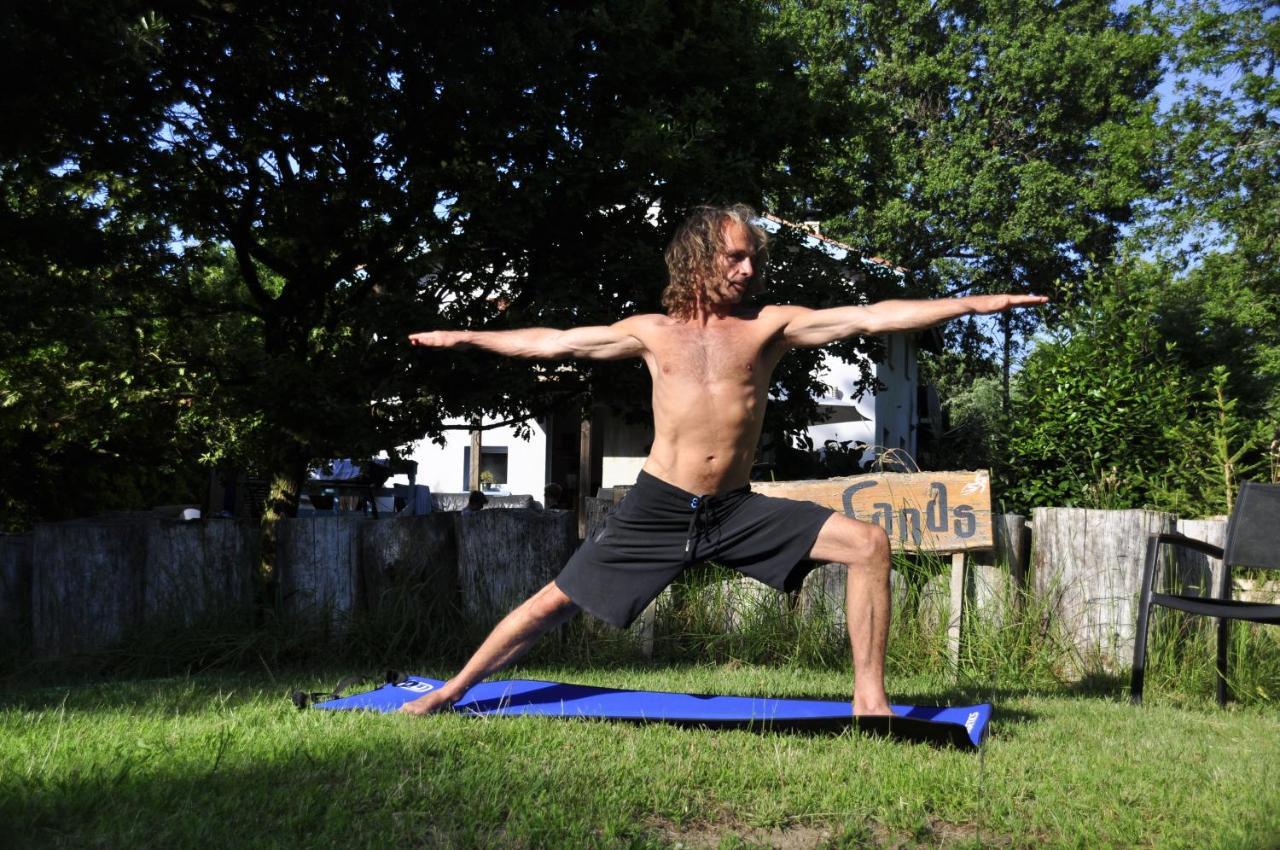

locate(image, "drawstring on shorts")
[[684, 494, 713, 563]]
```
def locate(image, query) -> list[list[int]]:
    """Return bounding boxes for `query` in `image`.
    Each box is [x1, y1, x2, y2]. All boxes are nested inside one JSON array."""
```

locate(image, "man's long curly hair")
[[661, 204, 769, 320]]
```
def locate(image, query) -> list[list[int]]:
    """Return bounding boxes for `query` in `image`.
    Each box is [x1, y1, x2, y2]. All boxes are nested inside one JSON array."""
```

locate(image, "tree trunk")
[[258, 451, 308, 583], [1000, 310, 1012, 415], [1031, 507, 1174, 674]]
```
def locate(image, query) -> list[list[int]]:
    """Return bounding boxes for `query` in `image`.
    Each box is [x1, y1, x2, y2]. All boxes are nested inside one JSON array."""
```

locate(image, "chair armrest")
[[1152, 531, 1224, 561]]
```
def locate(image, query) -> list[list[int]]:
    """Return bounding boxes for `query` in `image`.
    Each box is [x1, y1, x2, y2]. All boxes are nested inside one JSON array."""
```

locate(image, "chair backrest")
[[1223, 482, 1280, 570]]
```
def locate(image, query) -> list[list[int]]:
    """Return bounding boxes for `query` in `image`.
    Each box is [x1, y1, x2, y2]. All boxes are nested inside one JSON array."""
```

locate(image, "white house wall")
[[395, 418, 548, 498], [871, 333, 918, 455], [806, 332, 917, 463], [598, 407, 652, 488]]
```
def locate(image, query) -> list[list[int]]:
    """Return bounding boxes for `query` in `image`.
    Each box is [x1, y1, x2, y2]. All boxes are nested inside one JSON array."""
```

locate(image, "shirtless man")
[[404, 203, 1046, 716]]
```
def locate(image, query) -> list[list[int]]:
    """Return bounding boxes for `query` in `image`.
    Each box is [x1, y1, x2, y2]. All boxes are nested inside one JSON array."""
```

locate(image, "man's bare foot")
[[853, 693, 897, 717], [399, 686, 460, 716], [853, 703, 898, 718]]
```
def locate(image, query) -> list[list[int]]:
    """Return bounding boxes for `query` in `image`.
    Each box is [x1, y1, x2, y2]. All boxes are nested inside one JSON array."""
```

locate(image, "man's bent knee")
[[524, 581, 579, 624], [811, 514, 890, 568]]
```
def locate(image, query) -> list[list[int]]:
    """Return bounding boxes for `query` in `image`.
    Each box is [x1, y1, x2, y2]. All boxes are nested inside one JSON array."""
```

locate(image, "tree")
[[1140, 0, 1280, 424], [0, 159, 209, 530], [1, 1, 865, 547], [769, 0, 1165, 407]]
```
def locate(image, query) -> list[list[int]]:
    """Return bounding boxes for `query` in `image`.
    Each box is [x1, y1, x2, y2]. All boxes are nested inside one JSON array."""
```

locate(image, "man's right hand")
[[408, 330, 471, 349]]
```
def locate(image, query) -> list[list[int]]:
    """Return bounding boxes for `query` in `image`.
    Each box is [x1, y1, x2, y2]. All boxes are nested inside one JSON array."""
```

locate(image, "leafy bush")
[[1002, 273, 1200, 513]]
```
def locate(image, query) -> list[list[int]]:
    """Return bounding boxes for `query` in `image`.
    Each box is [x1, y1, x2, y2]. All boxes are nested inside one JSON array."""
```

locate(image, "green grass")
[[5, 562, 1279, 848], [4, 663, 1279, 850]]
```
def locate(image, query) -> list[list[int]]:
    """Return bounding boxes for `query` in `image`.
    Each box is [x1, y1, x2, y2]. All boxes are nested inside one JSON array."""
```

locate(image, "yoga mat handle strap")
[[290, 670, 409, 709]]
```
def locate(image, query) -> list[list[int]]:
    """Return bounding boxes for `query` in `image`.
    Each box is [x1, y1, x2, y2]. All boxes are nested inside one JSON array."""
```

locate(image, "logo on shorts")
[[399, 680, 435, 694]]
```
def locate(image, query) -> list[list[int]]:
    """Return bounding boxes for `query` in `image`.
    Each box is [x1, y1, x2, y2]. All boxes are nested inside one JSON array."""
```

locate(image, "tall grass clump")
[[546, 553, 1087, 698], [1138, 583, 1280, 706]]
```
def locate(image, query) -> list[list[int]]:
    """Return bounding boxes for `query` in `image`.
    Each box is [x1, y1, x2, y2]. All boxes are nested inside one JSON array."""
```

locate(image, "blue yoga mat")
[[310, 677, 992, 748]]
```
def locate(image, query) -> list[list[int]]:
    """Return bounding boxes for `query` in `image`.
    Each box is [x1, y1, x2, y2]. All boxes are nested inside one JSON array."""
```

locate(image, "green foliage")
[[1149, 251, 1280, 428], [771, 0, 1164, 369], [1155, 364, 1274, 516], [1133, 0, 1280, 429], [0, 159, 208, 529], [1002, 262, 1272, 515], [1002, 270, 1201, 513], [0, 2, 869, 526], [918, 341, 1006, 471]]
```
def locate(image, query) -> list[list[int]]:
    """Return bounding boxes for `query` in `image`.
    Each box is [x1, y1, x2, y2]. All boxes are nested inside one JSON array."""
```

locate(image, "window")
[[462, 445, 509, 490], [480, 447, 508, 488]]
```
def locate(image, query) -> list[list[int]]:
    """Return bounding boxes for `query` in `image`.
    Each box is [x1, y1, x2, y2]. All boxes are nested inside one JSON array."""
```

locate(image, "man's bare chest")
[[647, 327, 773, 386]]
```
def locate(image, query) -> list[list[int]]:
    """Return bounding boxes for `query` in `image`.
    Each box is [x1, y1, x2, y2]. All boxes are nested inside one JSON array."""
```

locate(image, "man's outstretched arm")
[[408, 318, 646, 361], [778, 294, 1048, 348]]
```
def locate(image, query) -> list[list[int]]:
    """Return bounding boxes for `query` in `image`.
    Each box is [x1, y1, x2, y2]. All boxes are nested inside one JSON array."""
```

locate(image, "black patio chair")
[[1131, 481, 1280, 705]]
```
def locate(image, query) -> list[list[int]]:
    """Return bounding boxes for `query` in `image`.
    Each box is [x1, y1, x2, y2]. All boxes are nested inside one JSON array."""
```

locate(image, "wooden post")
[[996, 513, 1030, 590], [277, 515, 363, 630], [637, 597, 657, 658], [456, 509, 577, 628], [360, 513, 458, 618], [1, 534, 32, 651], [468, 422, 482, 492], [948, 551, 965, 669], [1173, 517, 1227, 598], [32, 519, 148, 658], [577, 417, 593, 539]]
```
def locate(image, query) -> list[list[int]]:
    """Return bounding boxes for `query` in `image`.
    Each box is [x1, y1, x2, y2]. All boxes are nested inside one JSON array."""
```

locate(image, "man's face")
[[706, 220, 756, 305]]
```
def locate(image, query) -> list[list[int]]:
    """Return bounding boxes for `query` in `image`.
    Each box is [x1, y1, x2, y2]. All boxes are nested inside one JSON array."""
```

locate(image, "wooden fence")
[[9, 510, 577, 659], [0, 494, 1245, 671]]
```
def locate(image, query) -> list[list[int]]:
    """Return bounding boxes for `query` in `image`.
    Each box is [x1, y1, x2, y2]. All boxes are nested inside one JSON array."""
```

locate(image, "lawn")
[[4, 662, 1278, 849]]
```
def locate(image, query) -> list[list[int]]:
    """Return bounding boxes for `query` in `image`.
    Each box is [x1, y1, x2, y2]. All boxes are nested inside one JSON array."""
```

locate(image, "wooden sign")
[[751, 471, 994, 553]]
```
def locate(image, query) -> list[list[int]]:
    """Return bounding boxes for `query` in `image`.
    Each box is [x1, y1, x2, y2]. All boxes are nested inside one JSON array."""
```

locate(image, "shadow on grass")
[[4, 736, 489, 850]]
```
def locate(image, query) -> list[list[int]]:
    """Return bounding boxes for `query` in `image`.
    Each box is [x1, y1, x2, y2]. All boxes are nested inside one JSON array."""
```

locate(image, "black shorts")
[[554, 470, 835, 628]]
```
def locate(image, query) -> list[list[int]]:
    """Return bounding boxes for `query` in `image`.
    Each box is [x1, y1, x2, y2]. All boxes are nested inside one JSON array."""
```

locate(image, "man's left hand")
[[969, 294, 1049, 314]]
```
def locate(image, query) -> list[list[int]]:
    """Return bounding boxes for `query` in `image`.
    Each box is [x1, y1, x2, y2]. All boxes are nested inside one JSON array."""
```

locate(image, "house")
[[394, 216, 939, 516]]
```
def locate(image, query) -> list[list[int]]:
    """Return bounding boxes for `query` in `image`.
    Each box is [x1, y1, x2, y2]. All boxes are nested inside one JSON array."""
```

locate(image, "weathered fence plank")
[[360, 514, 458, 615], [583, 497, 612, 541], [32, 519, 148, 658], [797, 564, 909, 644], [1, 534, 33, 650], [143, 519, 256, 626], [1171, 517, 1227, 597], [31, 517, 259, 657], [278, 516, 363, 626], [455, 509, 577, 627], [973, 514, 1030, 586], [1032, 507, 1174, 671]]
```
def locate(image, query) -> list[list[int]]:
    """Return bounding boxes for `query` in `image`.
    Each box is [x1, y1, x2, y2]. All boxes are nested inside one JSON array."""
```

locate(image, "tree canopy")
[[2, 0, 1276, 529], [1, 1, 864, 529]]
